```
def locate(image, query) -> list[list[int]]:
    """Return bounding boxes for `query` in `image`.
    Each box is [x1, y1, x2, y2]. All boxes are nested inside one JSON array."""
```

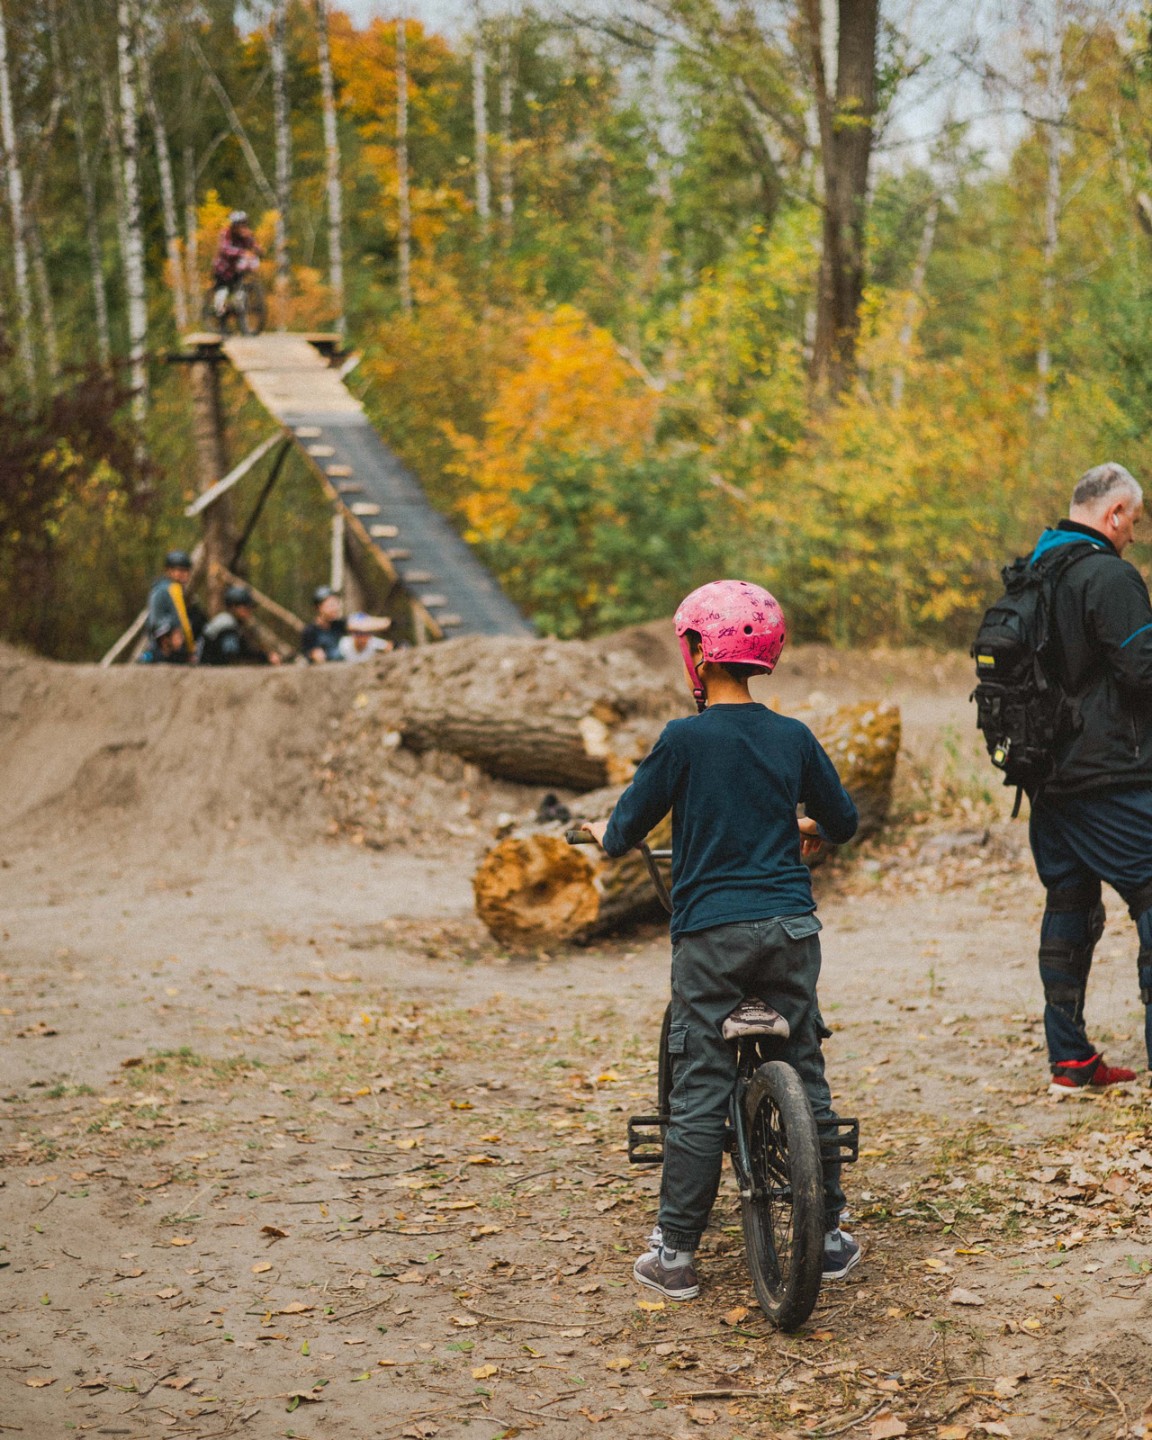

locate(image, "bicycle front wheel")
[[240, 276, 267, 335], [739, 1060, 824, 1331]]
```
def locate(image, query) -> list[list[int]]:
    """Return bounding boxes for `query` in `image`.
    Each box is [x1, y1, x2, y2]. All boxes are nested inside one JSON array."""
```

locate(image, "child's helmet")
[[674, 580, 786, 710]]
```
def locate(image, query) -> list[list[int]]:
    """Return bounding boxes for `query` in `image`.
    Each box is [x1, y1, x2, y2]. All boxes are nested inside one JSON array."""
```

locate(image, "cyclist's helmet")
[[313, 584, 334, 606], [673, 579, 786, 711], [164, 548, 193, 570], [224, 583, 255, 609], [228, 210, 248, 227]]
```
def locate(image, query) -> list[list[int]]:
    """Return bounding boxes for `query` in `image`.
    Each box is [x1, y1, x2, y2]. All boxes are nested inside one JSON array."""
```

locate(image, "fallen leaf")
[[394, 1270, 425, 1285], [252, 1262, 273, 1274], [285, 1390, 322, 1411], [1020, 1317, 1043, 1332], [155, 1288, 180, 1299], [120, 1056, 145, 1068], [450, 1315, 480, 1328], [688, 1406, 718, 1425], [578, 1408, 609, 1423], [261, 1225, 288, 1240], [604, 1357, 631, 1371], [869, 1418, 908, 1439], [441, 1200, 478, 1211], [161, 1376, 194, 1391], [937, 1427, 970, 1439], [472, 1365, 499, 1380], [975, 1425, 1012, 1437], [808, 1329, 835, 1341], [948, 1288, 985, 1307], [577, 1282, 601, 1294], [993, 1377, 1019, 1398], [78, 1377, 109, 1390], [278, 1302, 314, 1314], [24, 1377, 56, 1388], [636, 1299, 664, 1312], [464, 1155, 499, 1166], [721, 1306, 750, 1326], [169, 1237, 193, 1247]]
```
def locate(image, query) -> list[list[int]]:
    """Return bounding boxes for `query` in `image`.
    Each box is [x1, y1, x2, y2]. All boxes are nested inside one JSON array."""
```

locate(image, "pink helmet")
[[674, 580, 786, 710]]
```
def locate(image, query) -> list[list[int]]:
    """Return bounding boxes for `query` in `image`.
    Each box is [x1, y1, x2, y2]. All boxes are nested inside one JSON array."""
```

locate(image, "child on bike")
[[582, 580, 860, 1301]]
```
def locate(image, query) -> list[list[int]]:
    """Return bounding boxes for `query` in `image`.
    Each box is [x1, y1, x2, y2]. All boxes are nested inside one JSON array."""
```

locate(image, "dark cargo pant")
[[1029, 788, 1152, 1069], [658, 915, 846, 1253]]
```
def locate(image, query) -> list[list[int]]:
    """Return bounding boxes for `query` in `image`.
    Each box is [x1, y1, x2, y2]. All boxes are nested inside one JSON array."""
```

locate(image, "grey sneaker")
[[633, 1247, 700, 1301], [822, 1228, 862, 1280]]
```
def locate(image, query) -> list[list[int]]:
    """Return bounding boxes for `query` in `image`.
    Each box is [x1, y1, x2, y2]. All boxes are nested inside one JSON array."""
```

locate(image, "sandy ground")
[[3, 646, 1152, 1439]]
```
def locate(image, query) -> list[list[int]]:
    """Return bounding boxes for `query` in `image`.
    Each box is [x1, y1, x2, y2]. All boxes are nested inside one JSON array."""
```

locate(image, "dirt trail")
[[2, 645, 1151, 1439]]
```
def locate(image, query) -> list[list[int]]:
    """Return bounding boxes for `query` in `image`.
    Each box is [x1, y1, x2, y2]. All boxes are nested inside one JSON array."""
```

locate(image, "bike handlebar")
[[565, 829, 673, 915]]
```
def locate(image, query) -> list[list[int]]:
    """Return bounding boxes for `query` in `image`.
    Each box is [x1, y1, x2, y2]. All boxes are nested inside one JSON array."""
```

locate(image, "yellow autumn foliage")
[[450, 305, 660, 543]]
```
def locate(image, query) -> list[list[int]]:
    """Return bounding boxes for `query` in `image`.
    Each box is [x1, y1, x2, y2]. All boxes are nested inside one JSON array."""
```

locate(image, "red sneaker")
[[1049, 1054, 1136, 1098]]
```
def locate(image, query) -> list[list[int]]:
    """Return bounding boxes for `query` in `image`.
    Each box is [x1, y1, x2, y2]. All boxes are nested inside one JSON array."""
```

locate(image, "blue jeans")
[[659, 916, 845, 1251], [1029, 788, 1152, 1069]]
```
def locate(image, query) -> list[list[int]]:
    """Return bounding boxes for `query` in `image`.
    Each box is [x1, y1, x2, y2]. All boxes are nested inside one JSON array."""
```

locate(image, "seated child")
[[582, 580, 859, 1300]]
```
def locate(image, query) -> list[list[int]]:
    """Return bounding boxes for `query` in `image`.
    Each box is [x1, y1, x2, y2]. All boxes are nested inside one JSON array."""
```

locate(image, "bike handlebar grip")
[[565, 828, 594, 844]]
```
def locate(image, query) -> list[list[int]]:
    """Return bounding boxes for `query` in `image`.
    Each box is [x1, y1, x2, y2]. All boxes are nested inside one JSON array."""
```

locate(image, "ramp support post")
[[185, 335, 235, 613]]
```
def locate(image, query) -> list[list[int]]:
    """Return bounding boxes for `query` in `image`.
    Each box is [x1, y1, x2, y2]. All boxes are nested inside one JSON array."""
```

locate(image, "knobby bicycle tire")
[[240, 277, 267, 335], [739, 1060, 824, 1331]]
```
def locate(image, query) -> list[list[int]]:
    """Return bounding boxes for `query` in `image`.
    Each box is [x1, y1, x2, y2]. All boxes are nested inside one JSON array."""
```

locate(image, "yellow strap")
[[169, 582, 195, 652]]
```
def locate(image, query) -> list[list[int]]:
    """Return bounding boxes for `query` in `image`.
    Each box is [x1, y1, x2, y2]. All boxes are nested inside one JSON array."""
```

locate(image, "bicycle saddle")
[[722, 998, 790, 1041]]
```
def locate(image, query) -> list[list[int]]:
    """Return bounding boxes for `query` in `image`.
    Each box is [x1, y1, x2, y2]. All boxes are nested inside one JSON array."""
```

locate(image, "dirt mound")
[[0, 653, 367, 861]]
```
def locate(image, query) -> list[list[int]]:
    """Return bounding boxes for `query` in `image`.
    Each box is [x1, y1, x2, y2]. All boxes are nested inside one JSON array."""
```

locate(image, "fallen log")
[[472, 702, 901, 947], [341, 635, 686, 791]]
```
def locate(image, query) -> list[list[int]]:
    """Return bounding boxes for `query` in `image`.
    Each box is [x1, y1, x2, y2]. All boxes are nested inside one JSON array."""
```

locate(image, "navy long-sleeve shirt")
[[602, 703, 858, 939]]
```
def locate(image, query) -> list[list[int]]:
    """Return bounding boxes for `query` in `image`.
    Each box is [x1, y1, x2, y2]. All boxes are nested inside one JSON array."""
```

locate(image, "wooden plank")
[[370, 524, 399, 539], [184, 432, 286, 518], [351, 502, 381, 516], [99, 608, 148, 667], [218, 567, 306, 635]]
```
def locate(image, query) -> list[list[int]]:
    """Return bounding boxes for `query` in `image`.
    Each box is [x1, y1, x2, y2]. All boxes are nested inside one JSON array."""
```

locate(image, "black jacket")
[[1036, 520, 1152, 794], [198, 612, 271, 666]]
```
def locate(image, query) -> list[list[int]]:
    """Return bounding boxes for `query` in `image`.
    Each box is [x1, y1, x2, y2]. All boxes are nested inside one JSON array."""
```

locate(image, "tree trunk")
[[498, 25, 513, 245], [472, 701, 901, 946], [890, 194, 939, 406], [27, 215, 59, 382], [0, 0, 36, 387], [270, 0, 291, 329], [474, 790, 672, 947], [471, 17, 491, 238], [184, 141, 199, 308], [395, 16, 412, 313], [315, 0, 345, 337], [138, 33, 189, 331], [803, 0, 879, 398], [54, 0, 111, 369], [1035, 58, 1064, 420], [117, 0, 149, 436]]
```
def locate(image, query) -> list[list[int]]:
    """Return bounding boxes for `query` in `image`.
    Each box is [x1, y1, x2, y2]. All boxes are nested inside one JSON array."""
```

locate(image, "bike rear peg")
[[565, 828, 594, 844]]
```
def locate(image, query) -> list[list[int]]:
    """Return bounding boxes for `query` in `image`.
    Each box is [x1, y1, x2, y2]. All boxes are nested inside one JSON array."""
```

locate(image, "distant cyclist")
[[212, 211, 262, 319], [146, 549, 203, 663], [198, 584, 281, 666], [581, 580, 860, 1301]]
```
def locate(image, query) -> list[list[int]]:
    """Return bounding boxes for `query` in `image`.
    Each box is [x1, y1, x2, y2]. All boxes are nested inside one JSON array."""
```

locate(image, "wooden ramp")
[[222, 334, 533, 638]]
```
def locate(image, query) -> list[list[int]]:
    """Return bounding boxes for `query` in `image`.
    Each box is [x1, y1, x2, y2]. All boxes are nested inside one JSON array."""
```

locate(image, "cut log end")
[[472, 835, 601, 946]]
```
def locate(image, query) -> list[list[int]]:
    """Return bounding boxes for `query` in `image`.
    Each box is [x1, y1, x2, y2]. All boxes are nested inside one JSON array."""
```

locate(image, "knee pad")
[[1039, 936, 1092, 1008]]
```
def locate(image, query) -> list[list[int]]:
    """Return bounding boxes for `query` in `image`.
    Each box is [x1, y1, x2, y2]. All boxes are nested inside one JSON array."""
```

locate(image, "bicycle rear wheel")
[[240, 276, 267, 335], [739, 1060, 824, 1331]]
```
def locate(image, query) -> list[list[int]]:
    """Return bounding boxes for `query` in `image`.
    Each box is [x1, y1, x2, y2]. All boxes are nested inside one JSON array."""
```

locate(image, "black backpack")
[[971, 544, 1095, 815]]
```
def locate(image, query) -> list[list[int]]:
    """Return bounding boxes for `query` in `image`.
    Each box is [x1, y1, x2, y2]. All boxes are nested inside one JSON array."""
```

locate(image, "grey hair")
[[1071, 462, 1142, 510]]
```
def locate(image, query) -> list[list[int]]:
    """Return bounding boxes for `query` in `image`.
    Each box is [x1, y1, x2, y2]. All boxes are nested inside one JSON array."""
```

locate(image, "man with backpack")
[[977, 463, 1152, 1096]]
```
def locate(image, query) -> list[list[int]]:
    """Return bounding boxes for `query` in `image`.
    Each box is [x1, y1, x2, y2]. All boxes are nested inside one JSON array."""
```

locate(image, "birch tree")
[[396, 16, 412, 313], [138, 13, 189, 332], [498, 23, 514, 244], [472, 15, 491, 238], [270, 0, 292, 327], [50, 0, 111, 367], [0, 0, 36, 386], [316, 0, 345, 336], [118, 0, 149, 433]]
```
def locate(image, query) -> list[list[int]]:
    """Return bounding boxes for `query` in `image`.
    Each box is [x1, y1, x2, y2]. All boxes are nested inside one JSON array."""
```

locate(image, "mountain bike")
[[206, 273, 267, 336], [566, 830, 858, 1332]]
